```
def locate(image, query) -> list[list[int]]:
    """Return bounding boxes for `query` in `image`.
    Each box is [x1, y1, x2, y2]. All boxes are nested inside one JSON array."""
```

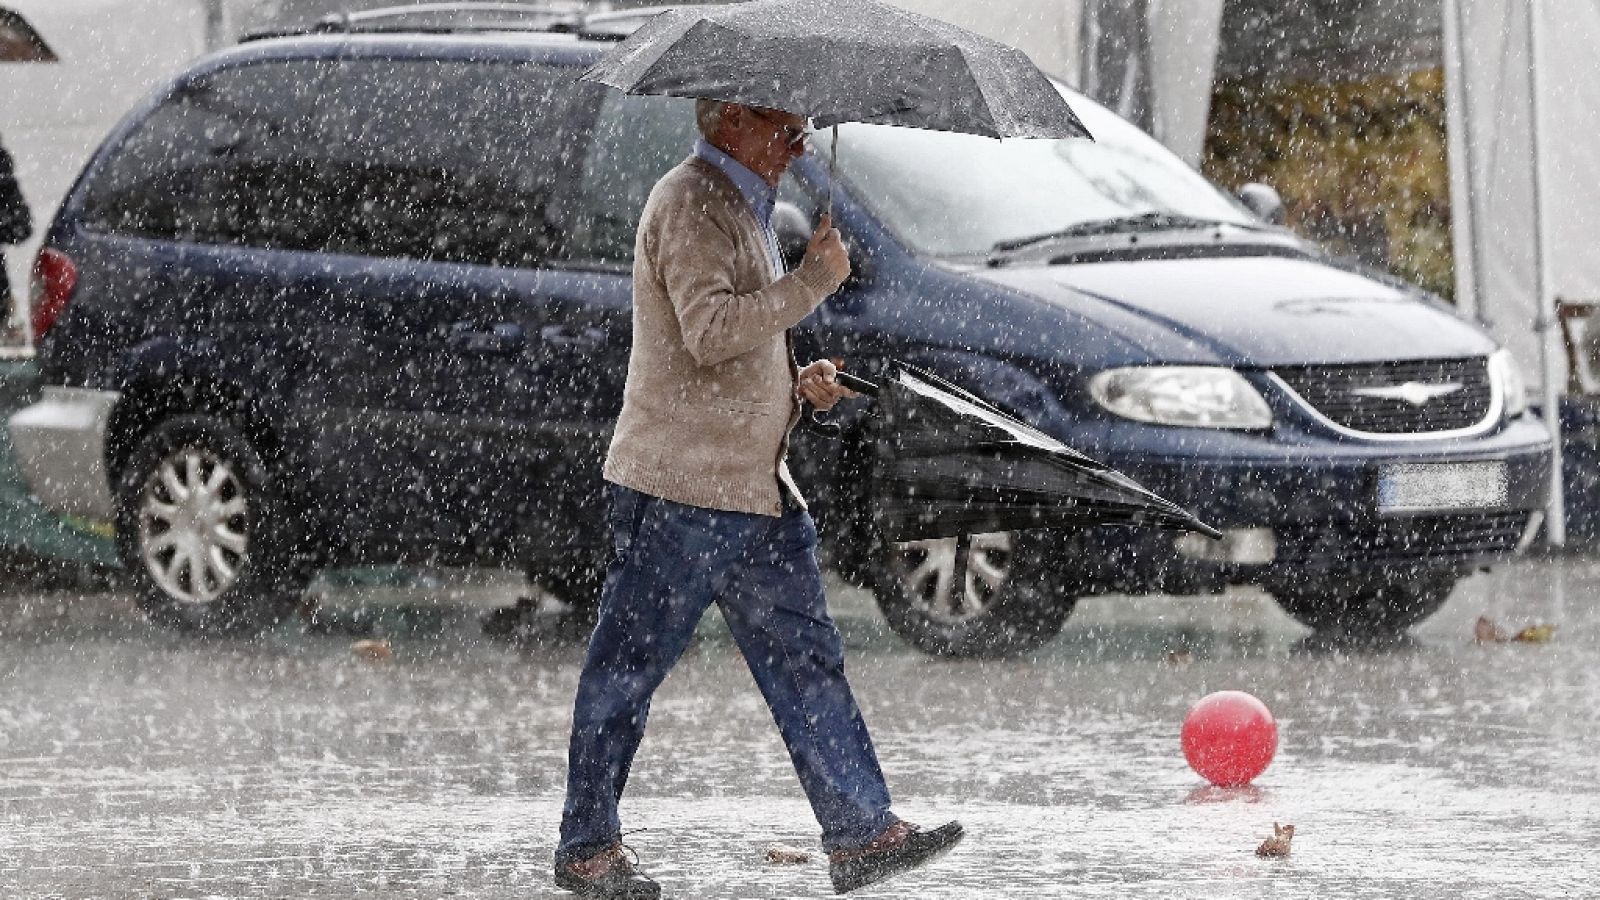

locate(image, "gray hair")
[[695, 98, 730, 138]]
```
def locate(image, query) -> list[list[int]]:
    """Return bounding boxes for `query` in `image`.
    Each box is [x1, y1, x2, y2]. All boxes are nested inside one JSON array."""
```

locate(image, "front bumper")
[[1060, 415, 1552, 595], [8, 387, 122, 520]]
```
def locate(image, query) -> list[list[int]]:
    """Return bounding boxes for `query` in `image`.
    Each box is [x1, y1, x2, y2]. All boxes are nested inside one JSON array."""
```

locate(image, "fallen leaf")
[[1512, 624, 1558, 644], [352, 639, 394, 662], [764, 845, 812, 865], [1474, 616, 1508, 644], [1255, 822, 1294, 858]]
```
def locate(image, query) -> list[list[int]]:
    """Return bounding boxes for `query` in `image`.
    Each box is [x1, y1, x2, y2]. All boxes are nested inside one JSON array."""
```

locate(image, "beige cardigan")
[[602, 157, 845, 516]]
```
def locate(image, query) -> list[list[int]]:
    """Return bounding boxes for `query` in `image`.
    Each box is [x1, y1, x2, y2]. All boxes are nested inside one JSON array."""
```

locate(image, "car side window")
[[564, 91, 698, 267], [80, 58, 577, 269]]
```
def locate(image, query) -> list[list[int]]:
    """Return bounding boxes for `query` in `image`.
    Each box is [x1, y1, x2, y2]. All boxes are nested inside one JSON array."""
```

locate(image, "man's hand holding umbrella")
[[804, 213, 851, 285]]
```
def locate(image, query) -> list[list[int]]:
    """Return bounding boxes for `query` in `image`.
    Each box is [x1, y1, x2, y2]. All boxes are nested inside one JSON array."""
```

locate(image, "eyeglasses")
[[748, 108, 812, 149]]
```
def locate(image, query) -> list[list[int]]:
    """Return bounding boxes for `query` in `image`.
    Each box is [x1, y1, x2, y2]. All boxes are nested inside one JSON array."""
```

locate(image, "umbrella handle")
[[836, 371, 879, 397], [804, 408, 845, 440], [802, 371, 878, 440]]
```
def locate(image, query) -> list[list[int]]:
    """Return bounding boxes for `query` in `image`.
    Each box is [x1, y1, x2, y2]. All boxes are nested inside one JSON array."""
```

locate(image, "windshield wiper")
[[987, 212, 1250, 261]]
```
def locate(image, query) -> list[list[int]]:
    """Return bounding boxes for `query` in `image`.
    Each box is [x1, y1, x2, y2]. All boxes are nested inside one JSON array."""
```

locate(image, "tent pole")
[[1440, 0, 1486, 325], [1527, 0, 1566, 545]]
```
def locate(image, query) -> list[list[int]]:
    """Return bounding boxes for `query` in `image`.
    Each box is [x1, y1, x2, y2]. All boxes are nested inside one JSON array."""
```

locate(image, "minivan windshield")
[[821, 87, 1256, 259]]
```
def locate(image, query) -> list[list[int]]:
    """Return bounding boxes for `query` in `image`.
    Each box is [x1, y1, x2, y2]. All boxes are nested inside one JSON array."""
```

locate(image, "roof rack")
[[240, 1, 679, 44], [574, 5, 675, 38]]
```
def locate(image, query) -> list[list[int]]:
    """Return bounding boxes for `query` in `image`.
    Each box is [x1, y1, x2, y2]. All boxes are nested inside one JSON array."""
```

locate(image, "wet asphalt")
[[0, 556, 1595, 899]]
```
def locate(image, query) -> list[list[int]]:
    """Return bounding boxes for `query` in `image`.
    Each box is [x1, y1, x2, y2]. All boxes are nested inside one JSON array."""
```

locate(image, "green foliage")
[[1203, 69, 1455, 299]]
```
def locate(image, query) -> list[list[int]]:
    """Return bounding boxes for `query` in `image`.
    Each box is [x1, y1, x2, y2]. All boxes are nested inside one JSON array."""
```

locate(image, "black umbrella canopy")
[[580, 0, 1091, 139], [843, 365, 1221, 543], [1, 7, 56, 63]]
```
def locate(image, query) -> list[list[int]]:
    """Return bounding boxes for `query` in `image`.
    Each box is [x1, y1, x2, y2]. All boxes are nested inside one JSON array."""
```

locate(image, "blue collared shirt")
[[694, 138, 783, 277]]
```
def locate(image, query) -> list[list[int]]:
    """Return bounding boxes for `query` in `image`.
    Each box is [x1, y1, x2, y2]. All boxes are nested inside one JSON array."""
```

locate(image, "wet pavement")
[[0, 557, 1595, 899]]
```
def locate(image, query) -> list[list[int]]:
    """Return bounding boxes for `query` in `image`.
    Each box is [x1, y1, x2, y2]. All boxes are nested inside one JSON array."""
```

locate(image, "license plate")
[[1377, 462, 1508, 512]]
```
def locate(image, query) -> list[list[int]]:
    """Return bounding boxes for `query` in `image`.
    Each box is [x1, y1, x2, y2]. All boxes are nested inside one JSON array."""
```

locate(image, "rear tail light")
[[29, 247, 79, 340]]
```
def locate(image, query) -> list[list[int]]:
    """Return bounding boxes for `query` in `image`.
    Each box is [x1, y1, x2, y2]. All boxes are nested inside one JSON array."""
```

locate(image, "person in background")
[[0, 134, 33, 342]]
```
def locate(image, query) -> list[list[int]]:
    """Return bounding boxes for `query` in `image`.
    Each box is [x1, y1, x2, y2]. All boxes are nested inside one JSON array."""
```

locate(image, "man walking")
[[554, 101, 962, 898]]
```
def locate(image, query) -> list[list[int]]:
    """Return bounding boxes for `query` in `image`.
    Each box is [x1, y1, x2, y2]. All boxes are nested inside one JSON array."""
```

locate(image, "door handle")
[[540, 324, 607, 351], [446, 321, 526, 355]]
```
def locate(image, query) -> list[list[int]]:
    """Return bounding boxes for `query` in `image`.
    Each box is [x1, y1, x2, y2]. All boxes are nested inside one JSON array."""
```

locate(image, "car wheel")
[[1269, 571, 1458, 637], [871, 529, 1076, 657], [115, 415, 306, 637]]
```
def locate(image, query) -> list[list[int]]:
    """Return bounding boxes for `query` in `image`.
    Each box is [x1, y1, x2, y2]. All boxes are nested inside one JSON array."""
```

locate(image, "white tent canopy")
[[1442, 0, 1600, 542], [1446, 0, 1600, 337]]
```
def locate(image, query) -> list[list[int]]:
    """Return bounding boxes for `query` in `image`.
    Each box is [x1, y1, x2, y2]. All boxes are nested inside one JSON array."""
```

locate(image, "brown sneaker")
[[829, 820, 964, 894], [553, 843, 660, 899]]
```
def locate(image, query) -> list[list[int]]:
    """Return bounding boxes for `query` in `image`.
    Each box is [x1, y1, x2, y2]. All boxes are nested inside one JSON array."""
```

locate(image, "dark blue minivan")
[[10, 8, 1551, 655]]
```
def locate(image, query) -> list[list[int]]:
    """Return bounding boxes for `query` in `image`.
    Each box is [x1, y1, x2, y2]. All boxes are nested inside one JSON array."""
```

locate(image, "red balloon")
[[1182, 691, 1278, 787]]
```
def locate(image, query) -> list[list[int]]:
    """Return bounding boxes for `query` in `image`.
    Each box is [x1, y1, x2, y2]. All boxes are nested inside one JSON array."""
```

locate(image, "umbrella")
[[579, 0, 1092, 211], [0, 8, 56, 63], [831, 364, 1221, 554], [580, 0, 1089, 138]]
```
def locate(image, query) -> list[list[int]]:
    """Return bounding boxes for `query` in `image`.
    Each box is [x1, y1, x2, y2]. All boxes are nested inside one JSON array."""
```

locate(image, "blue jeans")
[[557, 485, 897, 860]]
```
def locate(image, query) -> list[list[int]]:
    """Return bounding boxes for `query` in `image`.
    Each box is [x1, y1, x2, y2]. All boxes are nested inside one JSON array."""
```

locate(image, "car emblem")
[[1350, 381, 1464, 406]]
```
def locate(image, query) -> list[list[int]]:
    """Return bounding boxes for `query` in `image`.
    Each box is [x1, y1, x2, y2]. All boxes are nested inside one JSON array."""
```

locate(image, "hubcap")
[[891, 532, 1012, 625], [138, 447, 250, 605]]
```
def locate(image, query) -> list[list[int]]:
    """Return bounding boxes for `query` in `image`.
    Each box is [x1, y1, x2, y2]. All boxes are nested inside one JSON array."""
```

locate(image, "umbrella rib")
[[580, 12, 698, 90], [948, 43, 1003, 138]]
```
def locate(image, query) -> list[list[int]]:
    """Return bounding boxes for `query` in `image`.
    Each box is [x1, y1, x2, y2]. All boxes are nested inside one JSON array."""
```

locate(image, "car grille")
[[1273, 357, 1494, 435], [1275, 512, 1530, 569]]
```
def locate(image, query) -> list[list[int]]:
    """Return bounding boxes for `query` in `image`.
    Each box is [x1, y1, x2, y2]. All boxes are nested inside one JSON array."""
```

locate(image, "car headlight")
[[1088, 366, 1273, 430], [1488, 349, 1528, 418]]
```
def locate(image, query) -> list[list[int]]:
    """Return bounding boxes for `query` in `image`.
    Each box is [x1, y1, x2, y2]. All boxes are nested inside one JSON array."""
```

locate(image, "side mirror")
[[1237, 183, 1287, 226], [772, 201, 812, 272], [773, 200, 871, 287]]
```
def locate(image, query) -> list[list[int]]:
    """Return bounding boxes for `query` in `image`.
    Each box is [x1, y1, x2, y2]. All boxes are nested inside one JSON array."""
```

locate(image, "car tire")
[[115, 415, 306, 637], [870, 529, 1076, 658], [1269, 571, 1458, 637]]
